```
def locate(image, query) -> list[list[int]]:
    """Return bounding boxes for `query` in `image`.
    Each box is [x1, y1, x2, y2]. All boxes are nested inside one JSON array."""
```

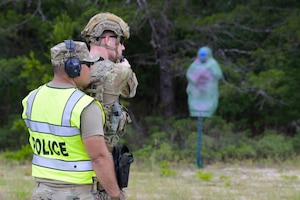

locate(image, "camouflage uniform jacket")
[[85, 59, 138, 145]]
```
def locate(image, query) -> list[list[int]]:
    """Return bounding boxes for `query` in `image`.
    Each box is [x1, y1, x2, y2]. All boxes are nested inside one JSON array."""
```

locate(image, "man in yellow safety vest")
[[22, 40, 124, 200]]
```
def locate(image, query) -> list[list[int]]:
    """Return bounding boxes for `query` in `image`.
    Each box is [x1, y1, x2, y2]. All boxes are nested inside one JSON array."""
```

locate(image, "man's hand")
[[111, 190, 125, 200]]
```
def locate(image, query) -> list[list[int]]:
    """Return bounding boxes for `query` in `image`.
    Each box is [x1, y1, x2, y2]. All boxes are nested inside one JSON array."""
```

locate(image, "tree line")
[[0, 0, 299, 150]]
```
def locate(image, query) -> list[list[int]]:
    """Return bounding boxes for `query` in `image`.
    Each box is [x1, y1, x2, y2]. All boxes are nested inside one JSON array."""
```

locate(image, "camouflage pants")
[[32, 182, 114, 200]]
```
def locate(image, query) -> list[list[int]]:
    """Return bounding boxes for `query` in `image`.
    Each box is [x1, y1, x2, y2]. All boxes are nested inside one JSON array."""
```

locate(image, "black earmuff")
[[64, 40, 81, 78]]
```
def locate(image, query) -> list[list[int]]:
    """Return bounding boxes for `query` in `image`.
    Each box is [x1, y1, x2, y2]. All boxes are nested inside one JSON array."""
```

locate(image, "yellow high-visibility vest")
[[22, 84, 104, 184]]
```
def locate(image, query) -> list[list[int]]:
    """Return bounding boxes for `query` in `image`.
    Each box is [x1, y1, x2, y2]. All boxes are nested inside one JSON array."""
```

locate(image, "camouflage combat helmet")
[[81, 12, 130, 44]]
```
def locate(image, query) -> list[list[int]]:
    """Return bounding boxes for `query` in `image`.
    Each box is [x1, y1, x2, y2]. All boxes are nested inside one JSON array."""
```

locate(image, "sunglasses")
[[101, 35, 125, 45], [81, 61, 94, 68]]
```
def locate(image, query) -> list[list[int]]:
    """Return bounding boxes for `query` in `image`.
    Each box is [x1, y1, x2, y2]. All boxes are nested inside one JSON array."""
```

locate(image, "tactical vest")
[[85, 60, 132, 146], [22, 85, 104, 184]]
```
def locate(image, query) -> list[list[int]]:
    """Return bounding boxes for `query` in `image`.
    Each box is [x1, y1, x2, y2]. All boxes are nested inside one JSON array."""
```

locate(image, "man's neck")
[[51, 75, 76, 87], [90, 45, 108, 60]]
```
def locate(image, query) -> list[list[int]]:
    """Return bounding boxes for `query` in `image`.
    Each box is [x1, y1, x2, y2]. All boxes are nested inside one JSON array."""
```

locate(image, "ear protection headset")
[[64, 40, 81, 78]]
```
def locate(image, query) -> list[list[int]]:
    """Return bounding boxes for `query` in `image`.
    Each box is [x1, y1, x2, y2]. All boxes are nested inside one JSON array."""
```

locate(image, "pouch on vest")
[[109, 102, 122, 135], [105, 103, 131, 136]]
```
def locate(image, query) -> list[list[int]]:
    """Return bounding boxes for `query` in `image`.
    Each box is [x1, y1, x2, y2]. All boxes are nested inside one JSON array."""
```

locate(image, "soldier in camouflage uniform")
[[81, 12, 138, 152]]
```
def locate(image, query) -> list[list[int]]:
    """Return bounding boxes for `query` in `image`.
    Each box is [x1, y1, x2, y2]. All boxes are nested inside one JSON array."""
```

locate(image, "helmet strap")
[[114, 36, 122, 63]]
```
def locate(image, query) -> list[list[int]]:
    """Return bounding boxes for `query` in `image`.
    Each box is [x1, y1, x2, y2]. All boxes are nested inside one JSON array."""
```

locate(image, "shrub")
[[159, 161, 177, 177], [0, 116, 28, 151], [197, 170, 213, 181], [292, 131, 300, 153], [2, 144, 32, 161], [256, 130, 294, 159], [132, 116, 298, 165]]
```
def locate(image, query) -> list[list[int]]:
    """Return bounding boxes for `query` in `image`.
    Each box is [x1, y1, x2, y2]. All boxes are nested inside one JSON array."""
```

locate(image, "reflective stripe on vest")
[[32, 154, 93, 171], [24, 120, 79, 136], [25, 87, 40, 119]]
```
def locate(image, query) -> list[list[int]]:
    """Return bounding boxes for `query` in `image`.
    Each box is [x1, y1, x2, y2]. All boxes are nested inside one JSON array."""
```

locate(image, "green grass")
[[0, 158, 34, 200], [126, 162, 300, 200], [1, 155, 300, 200]]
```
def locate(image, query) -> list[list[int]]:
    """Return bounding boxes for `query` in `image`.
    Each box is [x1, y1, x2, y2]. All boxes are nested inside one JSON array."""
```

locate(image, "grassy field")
[[0, 158, 300, 200]]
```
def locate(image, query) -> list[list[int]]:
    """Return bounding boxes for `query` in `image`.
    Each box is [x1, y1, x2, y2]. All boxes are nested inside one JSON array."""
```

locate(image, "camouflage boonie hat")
[[51, 40, 99, 67]]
